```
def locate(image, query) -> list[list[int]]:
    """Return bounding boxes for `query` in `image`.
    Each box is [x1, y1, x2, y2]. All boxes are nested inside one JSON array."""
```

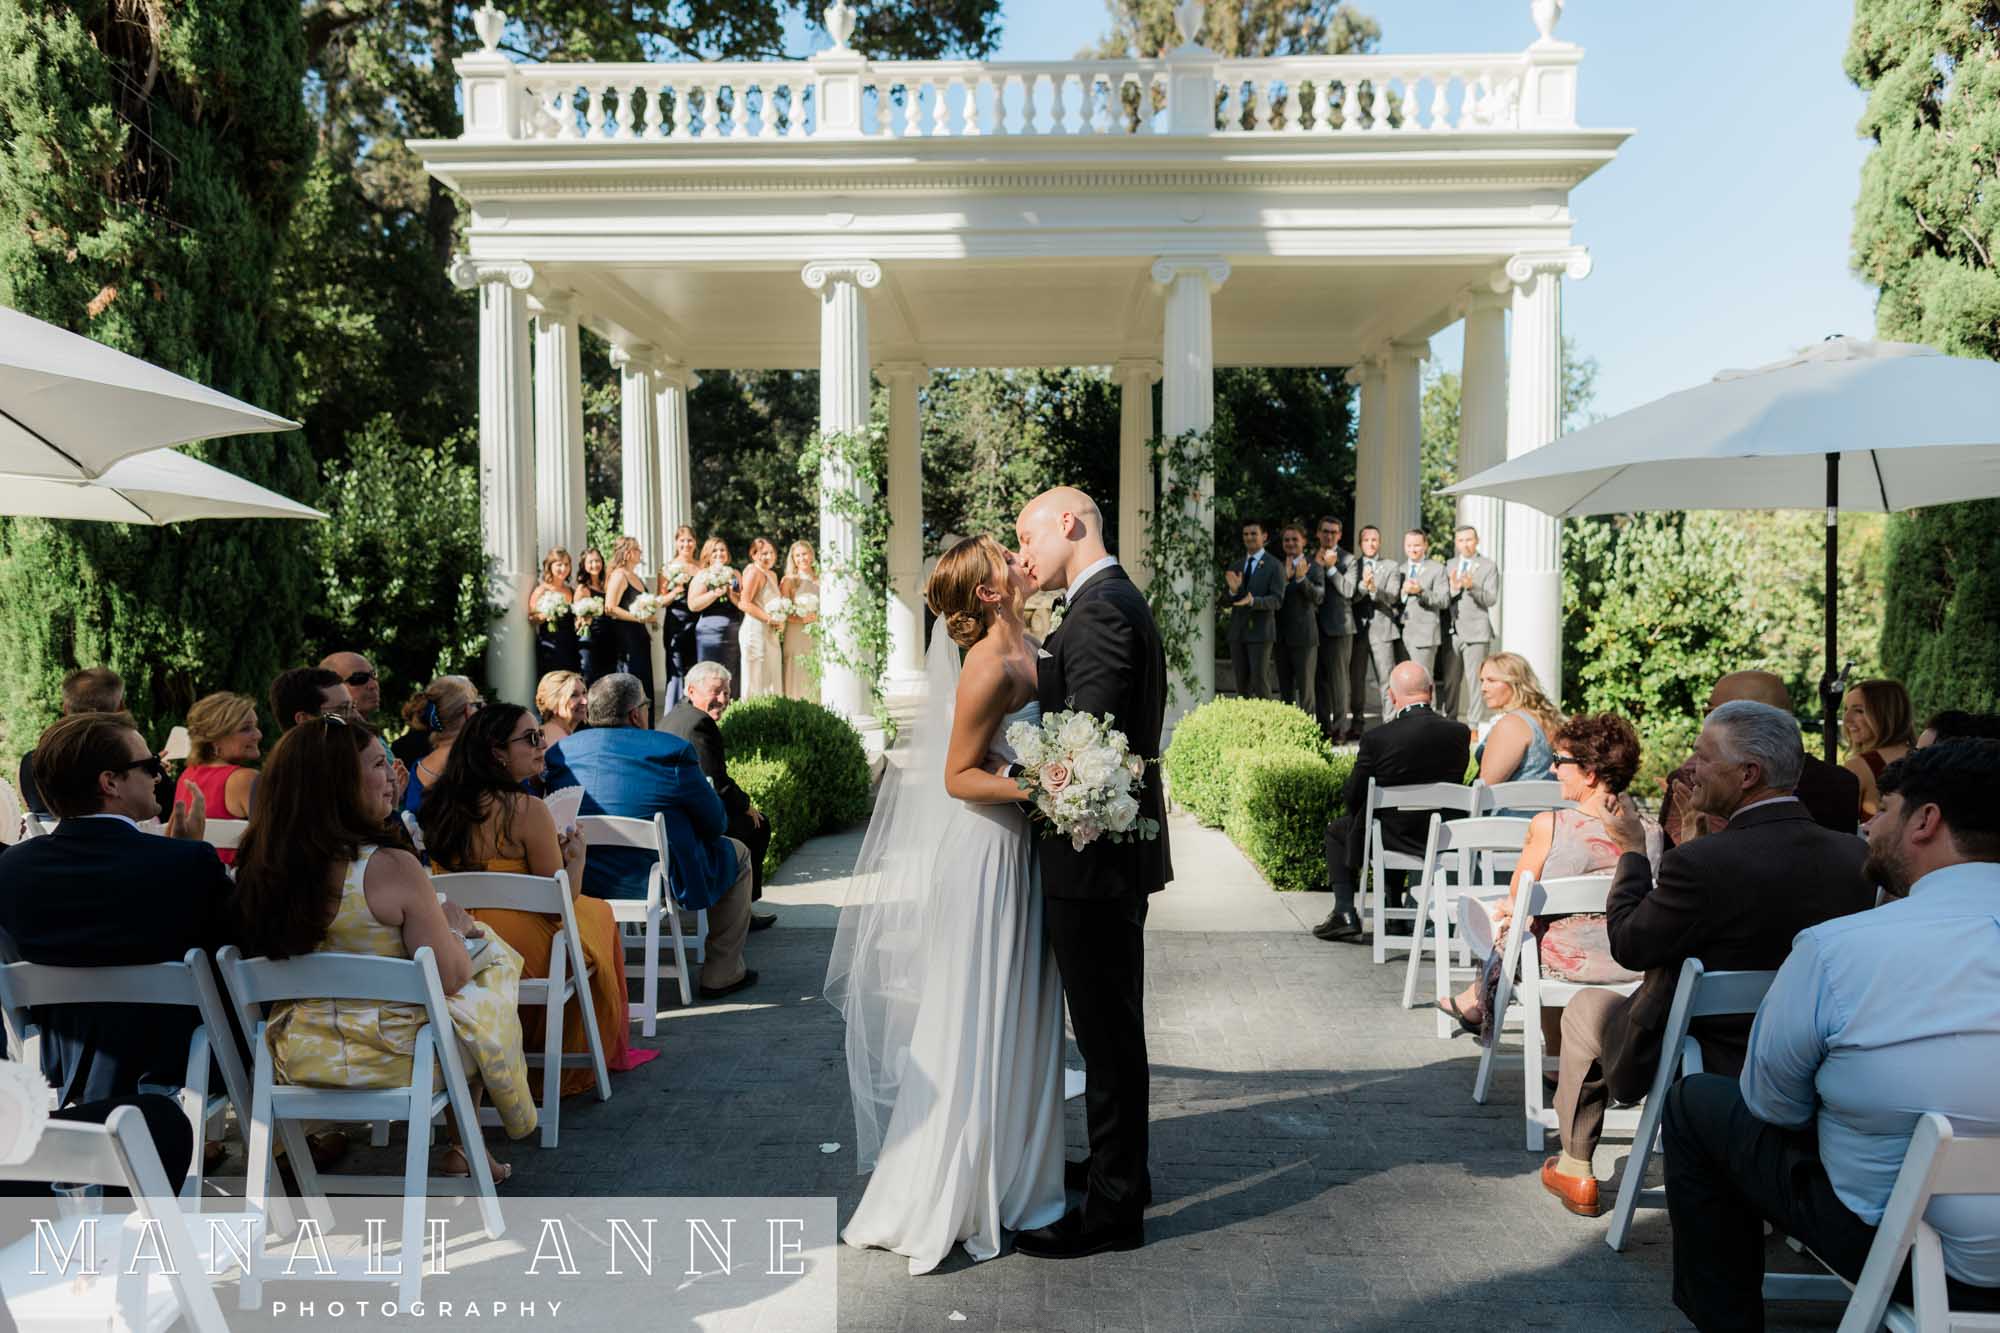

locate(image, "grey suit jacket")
[[1358, 557, 1400, 645], [1393, 558, 1451, 650], [1314, 547, 1358, 637], [1224, 551, 1285, 644], [1276, 557, 1325, 646], [1445, 554, 1499, 644]]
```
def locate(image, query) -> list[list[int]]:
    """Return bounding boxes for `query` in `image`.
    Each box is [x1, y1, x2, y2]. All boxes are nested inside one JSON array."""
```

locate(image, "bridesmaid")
[[527, 547, 581, 677], [781, 540, 821, 702], [656, 525, 701, 710], [690, 536, 743, 685], [575, 548, 613, 685], [737, 538, 785, 700], [604, 536, 656, 709]]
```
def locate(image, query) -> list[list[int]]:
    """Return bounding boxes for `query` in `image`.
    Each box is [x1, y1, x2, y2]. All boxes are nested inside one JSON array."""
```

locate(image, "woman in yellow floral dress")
[[234, 717, 537, 1179]]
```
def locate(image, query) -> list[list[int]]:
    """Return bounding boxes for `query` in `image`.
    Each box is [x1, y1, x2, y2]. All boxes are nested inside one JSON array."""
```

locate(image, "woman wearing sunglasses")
[[417, 705, 652, 1088]]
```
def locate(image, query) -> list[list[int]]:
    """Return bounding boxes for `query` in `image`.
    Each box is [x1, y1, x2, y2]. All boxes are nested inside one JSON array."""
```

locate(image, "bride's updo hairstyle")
[[925, 536, 1010, 650]]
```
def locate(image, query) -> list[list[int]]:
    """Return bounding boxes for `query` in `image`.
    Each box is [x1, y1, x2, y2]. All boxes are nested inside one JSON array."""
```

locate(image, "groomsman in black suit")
[[1273, 523, 1325, 714], [1312, 517, 1359, 741], [1224, 519, 1284, 699]]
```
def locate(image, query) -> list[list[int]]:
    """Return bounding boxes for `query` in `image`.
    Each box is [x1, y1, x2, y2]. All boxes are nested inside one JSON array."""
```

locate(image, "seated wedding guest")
[[1312, 662, 1470, 943], [1918, 708, 2000, 748], [419, 705, 649, 1085], [0, 712, 233, 1108], [17, 665, 125, 815], [320, 650, 383, 722], [399, 674, 483, 815], [1471, 651, 1561, 803], [1443, 712, 1661, 1038], [1537, 700, 1874, 1219], [1842, 677, 1916, 819], [1661, 669, 1861, 844], [662, 661, 776, 926], [174, 692, 261, 861], [1660, 739, 2000, 1330], [235, 716, 537, 1179], [548, 673, 759, 1000], [270, 666, 353, 730], [535, 670, 590, 748]]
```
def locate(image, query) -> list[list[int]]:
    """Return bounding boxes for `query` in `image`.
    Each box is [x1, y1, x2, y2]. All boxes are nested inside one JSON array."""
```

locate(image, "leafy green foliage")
[[1211, 367, 1358, 542], [1224, 751, 1352, 891], [719, 695, 872, 872], [1093, 0, 1379, 60], [585, 497, 621, 565], [798, 423, 892, 724], [1162, 696, 1331, 826], [1878, 498, 2000, 717], [1145, 430, 1219, 702]]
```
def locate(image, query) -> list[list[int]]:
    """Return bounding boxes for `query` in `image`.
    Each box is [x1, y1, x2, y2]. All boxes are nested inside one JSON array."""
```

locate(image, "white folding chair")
[[433, 868, 611, 1147], [0, 948, 257, 1208], [1476, 778, 1574, 814], [0, 777, 22, 846], [217, 944, 504, 1308], [1400, 815, 1532, 1036], [1361, 780, 1480, 964], [0, 1107, 229, 1333], [17, 810, 51, 840], [200, 818, 249, 851], [1604, 958, 1779, 1251], [577, 813, 705, 1034]]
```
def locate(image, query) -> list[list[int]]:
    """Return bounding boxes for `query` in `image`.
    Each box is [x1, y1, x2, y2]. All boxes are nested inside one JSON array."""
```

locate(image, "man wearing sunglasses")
[[318, 651, 382, 720]]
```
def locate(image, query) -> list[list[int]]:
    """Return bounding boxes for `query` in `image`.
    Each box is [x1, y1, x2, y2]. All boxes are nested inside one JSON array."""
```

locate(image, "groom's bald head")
[[1016, 487, 1110, 593]]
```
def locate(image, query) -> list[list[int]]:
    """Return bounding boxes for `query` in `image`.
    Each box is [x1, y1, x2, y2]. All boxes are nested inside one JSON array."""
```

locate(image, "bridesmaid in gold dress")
[[781, 539, 822, 702], [234, 716, 536, 1180]]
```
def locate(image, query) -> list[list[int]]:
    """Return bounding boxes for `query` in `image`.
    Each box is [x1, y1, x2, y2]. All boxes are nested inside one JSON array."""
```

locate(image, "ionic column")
[[1152, 257, 1230, 713], [450, 256, 537, 706], [1380, 339, 1428, 542], [1115, 358, 1162, 589], [611, 344, 663, 569], [1345, 355, 1386, 539], [1457, 289, 1510, 598], [654, 365, 695, 540], [530, 290, 587, 562], [1497, 248, 1592, 700], [802, 259, 881, 721], [882, 362, 927, 690]]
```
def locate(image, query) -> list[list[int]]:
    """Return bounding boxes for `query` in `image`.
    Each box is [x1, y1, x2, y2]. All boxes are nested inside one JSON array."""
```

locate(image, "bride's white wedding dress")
[[830, 636, 1067, 1275]]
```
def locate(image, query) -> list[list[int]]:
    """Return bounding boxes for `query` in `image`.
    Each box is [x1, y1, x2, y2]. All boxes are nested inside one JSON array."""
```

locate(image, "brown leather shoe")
[[1541, 1157, 1600, 1217]]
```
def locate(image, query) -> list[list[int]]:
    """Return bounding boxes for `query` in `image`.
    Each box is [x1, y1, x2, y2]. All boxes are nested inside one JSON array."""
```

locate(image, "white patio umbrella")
[[1443, 336, 2000, 759], [0, 447, 323, 525], [0, 305, 298, 480]]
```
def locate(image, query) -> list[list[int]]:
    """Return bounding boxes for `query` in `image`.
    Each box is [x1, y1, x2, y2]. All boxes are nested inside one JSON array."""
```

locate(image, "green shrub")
[[1163, 697, 1332, 826], [1225, 753, 1348, 892], [720, 695, 872, 875]]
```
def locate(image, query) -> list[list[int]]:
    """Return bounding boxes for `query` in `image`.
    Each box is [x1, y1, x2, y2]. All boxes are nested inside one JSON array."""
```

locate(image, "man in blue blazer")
[[549, 673, 758, 1000], [0, 712, 238, 1106]]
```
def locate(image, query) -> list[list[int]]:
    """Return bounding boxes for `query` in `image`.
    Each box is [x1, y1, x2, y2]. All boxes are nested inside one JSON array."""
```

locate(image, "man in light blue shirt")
[[1659, 739, 2000, 1330]]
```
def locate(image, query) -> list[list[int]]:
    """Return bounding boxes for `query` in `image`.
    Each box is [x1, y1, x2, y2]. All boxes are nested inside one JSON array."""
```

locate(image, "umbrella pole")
[[1821, 452, 1839, 764]]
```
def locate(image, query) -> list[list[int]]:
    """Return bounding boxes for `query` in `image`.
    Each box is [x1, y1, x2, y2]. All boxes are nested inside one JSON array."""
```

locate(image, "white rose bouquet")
[[696, 565, 739, 594], [571, 595, 605, 631], [629, 592, 666, 622], [662, 560, 696, 591], [533, 590, 571, 626], [1004, 709, 1159, 852], [767, 597, 796, 622], [793, 592, 820, 617]]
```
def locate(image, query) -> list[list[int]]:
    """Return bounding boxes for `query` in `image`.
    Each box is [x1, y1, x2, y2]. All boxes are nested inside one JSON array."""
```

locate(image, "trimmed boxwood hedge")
[[719, 695, 872, 875], [1163, 697, 1333, 827], [1223, 751, 1355, 892]]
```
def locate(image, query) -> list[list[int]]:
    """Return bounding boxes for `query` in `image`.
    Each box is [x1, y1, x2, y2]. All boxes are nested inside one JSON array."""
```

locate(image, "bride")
[[827, 535, 1067, 1274]]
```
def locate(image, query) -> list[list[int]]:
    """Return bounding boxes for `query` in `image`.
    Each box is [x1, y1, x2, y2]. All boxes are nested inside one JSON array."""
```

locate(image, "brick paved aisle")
[[481, 811, 1834, 1333]]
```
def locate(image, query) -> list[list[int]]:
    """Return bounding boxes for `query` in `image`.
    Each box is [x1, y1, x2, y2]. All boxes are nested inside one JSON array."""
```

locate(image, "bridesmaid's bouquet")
[[661, 560, 695, 591], [696, 566, 738, 594], [767, 597, 796, 623], [793, 592, 820, 617], [629, 593, 666, 622], [533, 590, 572, 626], [1003, 710, 1159, 852], [571, 595, 605, 631]]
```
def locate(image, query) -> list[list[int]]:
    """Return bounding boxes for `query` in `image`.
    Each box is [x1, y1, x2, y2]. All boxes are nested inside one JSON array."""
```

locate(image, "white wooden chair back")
[[0, 1107, 228, 1332], [1362, 779, 1480, 965], [433, 868, 610, 1145], [1834, 1114, 2000, 1333], [1400, 816, 1533, 1031], [577, 812, 703, 1032], [200, 818, 249, 850], [0, 778, 22, 846], [0, 948, 254, 1204], [1605, 959, 1779, 1251], [17, 809, 52, 840], [1476, 779, 1573, 813]]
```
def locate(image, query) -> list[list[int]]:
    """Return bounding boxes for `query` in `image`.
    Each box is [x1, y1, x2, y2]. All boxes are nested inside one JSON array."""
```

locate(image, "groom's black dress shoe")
[[1312, 907, 1364, 941], [1014, 1208, 1143, 1260]]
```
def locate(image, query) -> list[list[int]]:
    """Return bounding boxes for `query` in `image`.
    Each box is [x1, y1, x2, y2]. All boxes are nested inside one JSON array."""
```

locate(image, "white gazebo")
[[414, 0, 1627, 719]]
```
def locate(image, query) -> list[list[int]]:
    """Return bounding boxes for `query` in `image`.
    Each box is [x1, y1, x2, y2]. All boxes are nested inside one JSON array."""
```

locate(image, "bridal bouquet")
[[533, 590, 571, 626], [571, 595, 605, 631], [1004, 710, 1160, 852], [629, 592, 666, 622]]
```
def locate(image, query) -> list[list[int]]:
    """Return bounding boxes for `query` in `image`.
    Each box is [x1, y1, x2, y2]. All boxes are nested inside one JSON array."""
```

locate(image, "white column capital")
[[1455, 285, 1512, 318], [1343, 352, 1386, 388], [1114, 357, 1164, 385], [607, 342, 658, 374], [1150, 256, 1231, 292], [1491, 247, 1592, 294], [651, 362, 697, 391], [802, 259, 882, 292], [448, 256, 536, 292]]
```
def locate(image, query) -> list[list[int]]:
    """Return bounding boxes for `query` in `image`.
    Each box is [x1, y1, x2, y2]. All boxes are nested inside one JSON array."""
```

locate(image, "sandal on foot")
[[439, 1145, 511, 1184], [1436, 997, 1482, 1036]]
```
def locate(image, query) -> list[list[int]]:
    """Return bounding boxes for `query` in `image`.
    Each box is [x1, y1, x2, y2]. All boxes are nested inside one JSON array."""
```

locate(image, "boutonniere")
[[1047, 596, 1067, 632]]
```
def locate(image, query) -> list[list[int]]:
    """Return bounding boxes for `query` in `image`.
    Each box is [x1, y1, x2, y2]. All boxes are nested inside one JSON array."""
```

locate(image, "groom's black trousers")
[[1044, 892, 1150, 1224]]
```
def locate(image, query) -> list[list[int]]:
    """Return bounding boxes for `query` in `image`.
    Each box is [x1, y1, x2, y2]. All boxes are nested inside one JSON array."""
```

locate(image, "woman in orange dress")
[[417, 704, 656, 1089]]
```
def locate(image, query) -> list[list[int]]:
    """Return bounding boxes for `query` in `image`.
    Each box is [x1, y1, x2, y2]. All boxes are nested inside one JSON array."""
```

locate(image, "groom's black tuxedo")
[[1034, 561, 1171, 1234]]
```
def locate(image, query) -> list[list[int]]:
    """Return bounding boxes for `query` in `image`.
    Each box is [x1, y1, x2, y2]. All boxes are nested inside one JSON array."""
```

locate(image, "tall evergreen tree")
[[1847, 0, 2000, 714], [0, 0, 313, 751]]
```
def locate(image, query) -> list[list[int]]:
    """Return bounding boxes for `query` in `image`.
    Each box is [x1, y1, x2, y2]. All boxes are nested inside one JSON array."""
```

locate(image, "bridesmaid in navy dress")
[[527, 547, 581, 678], [656, 524, 701, 710], [690, 536, 743, 685], [604, 535, 656, 708], [576, 547, 613, 684]]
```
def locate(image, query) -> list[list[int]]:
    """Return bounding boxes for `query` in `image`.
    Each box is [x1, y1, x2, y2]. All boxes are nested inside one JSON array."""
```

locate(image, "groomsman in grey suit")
[[1443, 524, 1500, 722], [1350, 526, 1399, 732], [1273, 522, 1325, 714], [1393, 529, 1450, 676], [1224, 519, 1285, 698], [1312, 516, 1359, 741]]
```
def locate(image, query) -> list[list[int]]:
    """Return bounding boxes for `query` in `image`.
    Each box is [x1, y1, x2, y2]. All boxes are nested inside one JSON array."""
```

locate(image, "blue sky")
[[986, 0, 1880, 417]]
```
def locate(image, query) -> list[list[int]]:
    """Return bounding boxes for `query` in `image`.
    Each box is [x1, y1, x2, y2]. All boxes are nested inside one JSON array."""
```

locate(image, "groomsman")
[[1350, 526, 1398, 732], [1443, 525, 1500, 722], [1393, 529, 1450, 676], [1312, 517, 1359, 741], [1224, 519, 1284, 699], [1273, 523, 1325, 715]]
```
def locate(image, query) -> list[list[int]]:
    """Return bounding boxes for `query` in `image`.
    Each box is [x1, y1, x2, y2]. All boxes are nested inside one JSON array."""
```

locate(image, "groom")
[[1013, 486, 1174, 1259]]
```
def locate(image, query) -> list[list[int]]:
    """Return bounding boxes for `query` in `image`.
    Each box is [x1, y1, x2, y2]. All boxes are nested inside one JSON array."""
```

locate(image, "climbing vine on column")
[[797, 423, 892, 727], [1143, 428, 1217, 702]]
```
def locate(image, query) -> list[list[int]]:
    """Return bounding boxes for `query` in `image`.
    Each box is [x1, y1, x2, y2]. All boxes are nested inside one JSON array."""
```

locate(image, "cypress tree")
[[1847, 0, 2000, 715], [0, 0, 313, 751]]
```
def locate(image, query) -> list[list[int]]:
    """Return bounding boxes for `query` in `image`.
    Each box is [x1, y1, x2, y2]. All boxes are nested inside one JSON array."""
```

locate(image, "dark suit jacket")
[[1605, 800, 1871, 1080], [0, 818, 238, 1105], [660, 702, 750, 824], [1276, 559, 1326, 647], [1037, 565, 1172, 900], [1223, 551, 1284, 645], [1659, 752, 1861, 846], [1340, 704, 1472, 856], [549, 727, 735, 909]]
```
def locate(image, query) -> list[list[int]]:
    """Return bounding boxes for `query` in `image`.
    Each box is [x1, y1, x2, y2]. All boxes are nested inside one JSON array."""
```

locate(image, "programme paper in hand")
[[543, 785, 585, 835]]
